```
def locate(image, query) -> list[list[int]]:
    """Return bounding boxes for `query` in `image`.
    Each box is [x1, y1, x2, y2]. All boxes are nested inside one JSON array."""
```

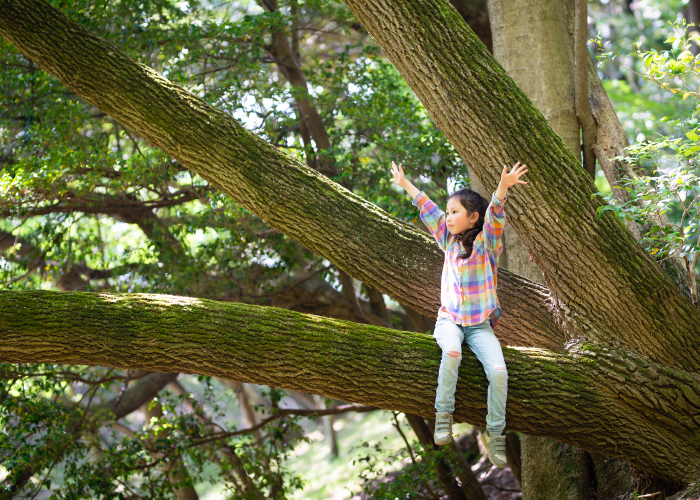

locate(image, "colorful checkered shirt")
[[412, 191, 506, 328]]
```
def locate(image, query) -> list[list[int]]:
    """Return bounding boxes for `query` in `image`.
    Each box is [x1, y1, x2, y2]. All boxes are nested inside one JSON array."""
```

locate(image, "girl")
[[390, 160, 527, 468]]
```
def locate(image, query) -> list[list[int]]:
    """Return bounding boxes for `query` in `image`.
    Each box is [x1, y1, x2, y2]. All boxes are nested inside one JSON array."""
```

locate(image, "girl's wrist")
[[495, 182, 508, 201]]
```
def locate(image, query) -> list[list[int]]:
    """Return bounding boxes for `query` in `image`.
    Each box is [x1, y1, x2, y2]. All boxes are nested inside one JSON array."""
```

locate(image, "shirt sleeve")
[[412, 191, 449, 252], [483, 192, 507, 255]]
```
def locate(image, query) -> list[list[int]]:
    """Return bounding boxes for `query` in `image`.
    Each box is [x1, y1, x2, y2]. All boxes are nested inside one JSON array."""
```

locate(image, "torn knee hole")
[[495, 366, 506, 371], [447, 351, 461, 359]]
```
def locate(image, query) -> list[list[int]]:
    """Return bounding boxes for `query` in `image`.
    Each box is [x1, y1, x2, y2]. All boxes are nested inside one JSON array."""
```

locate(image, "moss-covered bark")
[[0, 0, 563, 352], [0, 290, 698, 483], [339, 0, 700, 370]]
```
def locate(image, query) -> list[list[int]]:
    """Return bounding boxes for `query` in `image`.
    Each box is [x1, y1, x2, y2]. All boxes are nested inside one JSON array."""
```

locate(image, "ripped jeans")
[[433, 317, 508, 436]]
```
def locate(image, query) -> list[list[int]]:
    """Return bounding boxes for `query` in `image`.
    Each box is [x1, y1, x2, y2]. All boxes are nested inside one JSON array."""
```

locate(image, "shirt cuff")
[[491, 192, 507, 206], [412, 191, 428, 207]]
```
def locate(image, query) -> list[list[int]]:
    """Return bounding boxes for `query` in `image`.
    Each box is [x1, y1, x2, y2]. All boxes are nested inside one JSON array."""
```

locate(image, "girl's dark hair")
[[449, 189, 489, 259]]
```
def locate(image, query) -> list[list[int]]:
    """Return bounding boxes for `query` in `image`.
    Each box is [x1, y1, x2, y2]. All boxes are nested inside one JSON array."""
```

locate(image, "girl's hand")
[[500, 161, 528, 188], [391, 161, 407, 188]]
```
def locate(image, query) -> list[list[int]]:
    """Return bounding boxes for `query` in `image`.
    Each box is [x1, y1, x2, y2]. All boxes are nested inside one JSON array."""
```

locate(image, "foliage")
[[589, 0, 697, 143], [352, 439, 448, 500], [593, 19, 700, 304], [0, 364, 310, 499]]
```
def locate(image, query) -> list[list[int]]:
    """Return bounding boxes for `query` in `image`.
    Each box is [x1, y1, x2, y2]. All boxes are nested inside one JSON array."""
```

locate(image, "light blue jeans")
[[433, 317, 508, 436]]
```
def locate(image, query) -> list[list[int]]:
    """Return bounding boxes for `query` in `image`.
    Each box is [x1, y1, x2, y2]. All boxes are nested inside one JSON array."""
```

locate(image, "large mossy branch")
[[0, 0, 563, 351], [338, 0, 700, 369], [1, 290, 699, 483]]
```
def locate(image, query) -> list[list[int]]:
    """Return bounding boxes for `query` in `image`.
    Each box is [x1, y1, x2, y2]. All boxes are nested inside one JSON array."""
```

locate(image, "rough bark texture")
[[448, 0, 492, 52], [0, 0, 567, 353], [476, 5, 592, 495], [1, 290, 699, 483], [338, 0, 700, 369]]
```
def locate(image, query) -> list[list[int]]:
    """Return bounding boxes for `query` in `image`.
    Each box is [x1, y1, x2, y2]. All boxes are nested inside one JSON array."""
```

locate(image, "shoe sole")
[[435, 435, 452, 445], [480, 433, 506, 468]]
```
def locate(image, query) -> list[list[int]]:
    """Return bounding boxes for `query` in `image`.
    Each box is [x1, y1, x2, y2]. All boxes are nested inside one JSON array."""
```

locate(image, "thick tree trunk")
[[1, 290, 699, 483], [486, 0, 609, 496], [487, 0, 580, 157], [0, 0, 565, 352]]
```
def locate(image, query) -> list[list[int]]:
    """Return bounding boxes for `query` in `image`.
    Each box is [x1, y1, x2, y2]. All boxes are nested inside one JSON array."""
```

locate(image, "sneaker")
[[480, 430, 507, 468], [434, 412, 453, 445]]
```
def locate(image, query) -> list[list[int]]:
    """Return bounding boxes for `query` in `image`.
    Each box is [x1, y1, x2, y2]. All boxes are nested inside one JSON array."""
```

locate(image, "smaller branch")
[[192, 404, 377, 446], [392, 412, 417, 466], [478, 482, 521, 493], [0, 369, 147, 385], [112, 421, 135, 438], [121, 127, 147, 161], [241, 265, 331, 299]]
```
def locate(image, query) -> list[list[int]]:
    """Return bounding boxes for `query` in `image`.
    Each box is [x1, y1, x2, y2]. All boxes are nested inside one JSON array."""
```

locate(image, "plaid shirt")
[[412, 191, 506, 328]]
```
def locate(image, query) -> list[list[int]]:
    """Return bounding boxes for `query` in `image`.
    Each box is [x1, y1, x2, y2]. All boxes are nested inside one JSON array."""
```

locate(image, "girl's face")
[[446, 197, 479, 234]]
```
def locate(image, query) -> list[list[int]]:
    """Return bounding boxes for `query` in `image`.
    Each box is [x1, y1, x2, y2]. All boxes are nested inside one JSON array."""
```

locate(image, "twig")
[[391, 412, 416, 466], [191, 404, 377, 446], [635, 492, 662, 499], [241, 265, 332, 298], [479, 481, 522, 493]]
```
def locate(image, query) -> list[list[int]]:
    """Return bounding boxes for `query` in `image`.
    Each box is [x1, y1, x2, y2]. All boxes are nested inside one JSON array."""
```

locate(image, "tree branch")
[[0, 290, 698, 483]]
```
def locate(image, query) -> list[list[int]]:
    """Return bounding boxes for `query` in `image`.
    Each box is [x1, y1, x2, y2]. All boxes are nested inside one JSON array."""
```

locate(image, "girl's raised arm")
[[391, 162, 449, 251], [484, 162, 528, 252]]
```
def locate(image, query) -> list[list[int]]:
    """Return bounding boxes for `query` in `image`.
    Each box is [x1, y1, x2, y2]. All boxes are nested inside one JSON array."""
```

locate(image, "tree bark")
[[486, 0, 607, 495], [1, 290, 699, 483], [0, 0, 566, 352], [521, 438, 595, 500]]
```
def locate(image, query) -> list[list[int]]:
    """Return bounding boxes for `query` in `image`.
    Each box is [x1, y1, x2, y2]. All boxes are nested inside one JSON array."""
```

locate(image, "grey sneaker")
[[480, 430, 507, 468], [434, 412, 453, 445]]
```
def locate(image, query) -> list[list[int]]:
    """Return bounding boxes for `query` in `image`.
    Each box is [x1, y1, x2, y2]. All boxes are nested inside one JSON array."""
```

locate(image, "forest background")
[[1, 0, 700, 499]]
